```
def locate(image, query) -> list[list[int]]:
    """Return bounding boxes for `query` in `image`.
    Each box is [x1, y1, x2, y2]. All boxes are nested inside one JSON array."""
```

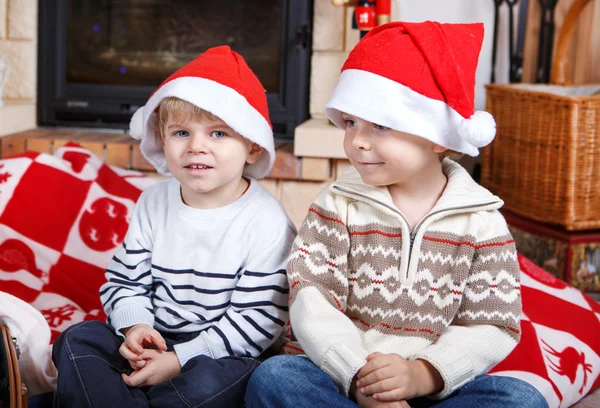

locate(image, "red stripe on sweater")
[[423, 236, 515, 249], [349, 230, 402, 238], [333, 296, 343, 311], [309, 208, 345, 225], [475, 239, 515, 249], [282, 343, 304, 353]]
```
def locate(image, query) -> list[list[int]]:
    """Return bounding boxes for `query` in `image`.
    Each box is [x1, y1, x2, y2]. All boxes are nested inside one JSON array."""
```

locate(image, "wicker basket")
[[482, 0, 600, 231]]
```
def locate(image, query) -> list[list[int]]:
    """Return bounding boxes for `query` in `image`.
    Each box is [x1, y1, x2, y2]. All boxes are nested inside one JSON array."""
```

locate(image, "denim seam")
[[70, 354, 130, 373], [198, 359, 258, 408], [174, 357, 260, 408], [64, 322, 96, 408], [169, 378, 194, 408]]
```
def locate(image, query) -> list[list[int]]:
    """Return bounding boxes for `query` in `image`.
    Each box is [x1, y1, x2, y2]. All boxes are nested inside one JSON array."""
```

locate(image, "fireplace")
[[38, 0, 313, 141]]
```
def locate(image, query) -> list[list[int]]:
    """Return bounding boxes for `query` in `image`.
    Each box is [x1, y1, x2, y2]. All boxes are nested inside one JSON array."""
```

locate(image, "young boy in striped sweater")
[[246, 22, 546, 408], [52, 46, 296, 407]]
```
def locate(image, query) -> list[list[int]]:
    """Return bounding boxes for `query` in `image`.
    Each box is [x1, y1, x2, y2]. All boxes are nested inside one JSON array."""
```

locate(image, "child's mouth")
[[185, 164, 213, 171]]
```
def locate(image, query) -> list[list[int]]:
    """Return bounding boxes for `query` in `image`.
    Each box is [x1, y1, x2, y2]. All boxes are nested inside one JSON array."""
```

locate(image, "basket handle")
[[550, 0, 595, 85]]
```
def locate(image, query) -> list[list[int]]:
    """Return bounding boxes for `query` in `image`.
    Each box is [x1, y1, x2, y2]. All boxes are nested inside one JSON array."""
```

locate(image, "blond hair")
[[157, 97, 220, 141]]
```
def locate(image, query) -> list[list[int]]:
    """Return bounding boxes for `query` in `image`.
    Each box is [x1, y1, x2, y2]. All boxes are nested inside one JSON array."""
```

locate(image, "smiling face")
[[342, 113, 445, 188], [158, 98, 263, 209]]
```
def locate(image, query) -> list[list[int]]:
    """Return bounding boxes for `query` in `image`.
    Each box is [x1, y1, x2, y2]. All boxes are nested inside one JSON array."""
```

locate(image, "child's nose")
[[187, 134, 209, 153], [352, 129, 371, 151]]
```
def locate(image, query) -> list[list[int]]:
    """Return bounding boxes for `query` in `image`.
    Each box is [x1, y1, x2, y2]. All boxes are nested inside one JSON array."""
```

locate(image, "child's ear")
[[432, 143, 447, 153], [246, 143, 264, 164]]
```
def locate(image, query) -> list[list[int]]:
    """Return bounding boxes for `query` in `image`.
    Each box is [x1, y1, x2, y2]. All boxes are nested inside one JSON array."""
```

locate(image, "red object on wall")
[[375, 0, 391, 17], [355, 3, 377, 31]]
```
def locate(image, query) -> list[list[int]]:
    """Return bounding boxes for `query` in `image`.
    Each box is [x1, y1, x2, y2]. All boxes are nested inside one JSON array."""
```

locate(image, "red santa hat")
[[325, 21, 495, 156], [129, 45, 274, 178]]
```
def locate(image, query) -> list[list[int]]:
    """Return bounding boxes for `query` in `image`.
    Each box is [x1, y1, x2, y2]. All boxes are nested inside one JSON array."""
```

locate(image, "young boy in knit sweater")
[[246, 22, 546, 408], [52, 46, 296, 407]]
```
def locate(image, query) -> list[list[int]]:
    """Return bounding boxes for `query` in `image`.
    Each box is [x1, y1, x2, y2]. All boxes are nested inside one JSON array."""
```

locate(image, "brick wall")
[[309, 0, 361, 120], [0, 0, 37, 102]]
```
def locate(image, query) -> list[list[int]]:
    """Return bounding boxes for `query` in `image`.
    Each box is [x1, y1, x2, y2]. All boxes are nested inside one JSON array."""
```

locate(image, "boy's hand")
[[352, 373, 410, 408], [121, 349, 181, 387], [356, 352, 443, 401], [119, 323, 167, 364]]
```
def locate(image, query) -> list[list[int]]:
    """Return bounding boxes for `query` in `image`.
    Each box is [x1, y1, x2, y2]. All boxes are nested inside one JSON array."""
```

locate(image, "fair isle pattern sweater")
[[100, 178, 296, 367], [283, 159, 521, 398]]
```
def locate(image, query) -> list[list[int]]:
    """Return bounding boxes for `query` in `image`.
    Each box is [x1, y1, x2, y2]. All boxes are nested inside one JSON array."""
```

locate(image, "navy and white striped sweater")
[[100, 178, 296, 367]]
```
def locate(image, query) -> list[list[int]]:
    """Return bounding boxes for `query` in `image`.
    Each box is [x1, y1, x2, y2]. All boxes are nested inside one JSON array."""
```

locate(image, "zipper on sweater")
[[332, 185, 498, 280], [408, 230, 417, 263]]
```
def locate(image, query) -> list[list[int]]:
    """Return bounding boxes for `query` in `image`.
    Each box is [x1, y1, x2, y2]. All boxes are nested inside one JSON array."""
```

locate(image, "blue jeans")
[[244, 355, 548, 408], [52, 320, 259, 408]]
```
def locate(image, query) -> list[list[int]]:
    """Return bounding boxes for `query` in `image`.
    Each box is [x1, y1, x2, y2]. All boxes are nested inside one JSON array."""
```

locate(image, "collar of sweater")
[[331, 159, 505, 286], [331, 158, 503, 219], [169, 177, 261, 221]]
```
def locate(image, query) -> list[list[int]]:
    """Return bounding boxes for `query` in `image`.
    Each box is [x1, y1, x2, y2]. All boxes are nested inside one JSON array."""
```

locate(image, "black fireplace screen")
[[66, 0, 282, 91], [38, 0, 312, 141]]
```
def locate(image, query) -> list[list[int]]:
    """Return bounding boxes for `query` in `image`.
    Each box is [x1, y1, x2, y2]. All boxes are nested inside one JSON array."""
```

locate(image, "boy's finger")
[[125, 336, 145, 354], [148, 332, 167, 351], [358, 356, 391, 378], [356, 367, 394, 389], [366, 352, 383, 360], [121, 366, 152, 387], [359, 377, 397, 397], [372, 389, 407, 402], [119, 344, 143, 361], [129, 359, 146, 370], [121, 372, 134, 387]]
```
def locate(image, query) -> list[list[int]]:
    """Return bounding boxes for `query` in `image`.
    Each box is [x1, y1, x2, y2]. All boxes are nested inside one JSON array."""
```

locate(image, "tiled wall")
[[269, 0, 359, 226], [0, 0, 37, 101]]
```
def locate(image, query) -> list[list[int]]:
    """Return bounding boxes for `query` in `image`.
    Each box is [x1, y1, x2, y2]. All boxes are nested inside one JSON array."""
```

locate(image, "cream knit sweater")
[[283, 159, 521, 398]]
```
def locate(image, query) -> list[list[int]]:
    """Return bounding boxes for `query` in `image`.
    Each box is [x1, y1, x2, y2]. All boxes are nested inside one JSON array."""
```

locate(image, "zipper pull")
[[409, 231, 416, 248]]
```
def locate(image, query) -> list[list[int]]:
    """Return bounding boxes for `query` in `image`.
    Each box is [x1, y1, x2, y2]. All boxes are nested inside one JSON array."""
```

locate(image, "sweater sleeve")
[[173, 222, 296, 366], [100, 194, 155, 334], [287, 191, 369, 396], [411, 210, 522, 398]]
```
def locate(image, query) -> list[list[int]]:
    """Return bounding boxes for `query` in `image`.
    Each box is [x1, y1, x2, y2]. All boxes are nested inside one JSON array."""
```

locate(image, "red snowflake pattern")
[[0, 164, 12, 184], [42, 304, 77, 328]]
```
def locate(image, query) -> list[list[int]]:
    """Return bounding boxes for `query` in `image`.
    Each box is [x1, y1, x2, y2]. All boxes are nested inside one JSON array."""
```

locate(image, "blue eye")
[[374, 124, 389, 131], [344, 119, 357, 128], [210, 131, 226, 139], [173, 130, 189, 138]]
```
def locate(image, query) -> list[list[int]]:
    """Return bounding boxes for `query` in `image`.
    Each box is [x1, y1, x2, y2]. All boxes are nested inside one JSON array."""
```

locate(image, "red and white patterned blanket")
[[0, 143, 156, 342]]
